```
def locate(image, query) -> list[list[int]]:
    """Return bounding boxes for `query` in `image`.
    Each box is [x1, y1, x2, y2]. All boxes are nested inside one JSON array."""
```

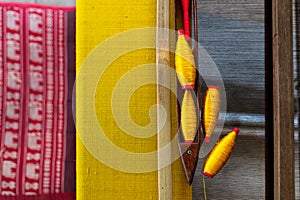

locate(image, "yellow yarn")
[[175, 32, 196, 88], [202, 128, 239, 178], [202, 86, 221, 143], [181, 90, 197, 142]]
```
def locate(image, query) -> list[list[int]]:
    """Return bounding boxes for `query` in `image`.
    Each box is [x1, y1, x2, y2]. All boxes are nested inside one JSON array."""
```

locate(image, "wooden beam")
[[156, 0, 172, 199], [272, 0, 295, 199], [265, 0, 274, 198]]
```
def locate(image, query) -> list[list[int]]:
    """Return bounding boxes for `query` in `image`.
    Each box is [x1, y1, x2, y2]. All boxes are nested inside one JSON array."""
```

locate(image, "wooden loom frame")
[[265, 0, 295, 199]]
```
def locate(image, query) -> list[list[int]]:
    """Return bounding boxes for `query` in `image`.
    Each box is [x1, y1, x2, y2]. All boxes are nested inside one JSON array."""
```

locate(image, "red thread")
[[181, 85, 195, 90], [233, 128, 240, 134], [202, 170, 213, 178], [181, 0, 190, 40], [178, 30, 185, 35], [208, 85, 220, 90]]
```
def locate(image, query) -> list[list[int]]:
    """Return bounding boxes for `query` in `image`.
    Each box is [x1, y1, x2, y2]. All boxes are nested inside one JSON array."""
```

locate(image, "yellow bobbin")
[[202, 86, 221, 143], [181, 90, 197, 142], [202, 128, 239, 178], [175, 30, 196, 89]]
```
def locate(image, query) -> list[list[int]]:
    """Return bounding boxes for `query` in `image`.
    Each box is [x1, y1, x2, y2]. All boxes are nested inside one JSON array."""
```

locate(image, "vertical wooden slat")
[[272, 0, 295, 199], [64, 11, 76, 193], [265, 0, 274, 199], [156, 0, 172, 199], [295, 0, 300, 196]]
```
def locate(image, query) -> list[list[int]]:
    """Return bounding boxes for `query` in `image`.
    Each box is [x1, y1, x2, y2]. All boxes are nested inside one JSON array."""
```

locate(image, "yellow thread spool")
[[202, 128, 239, 178], [175, 30, 196, 89], [202, 86, 221, 143], [181, 90, 197, 142], [175, 30, 197, 142]]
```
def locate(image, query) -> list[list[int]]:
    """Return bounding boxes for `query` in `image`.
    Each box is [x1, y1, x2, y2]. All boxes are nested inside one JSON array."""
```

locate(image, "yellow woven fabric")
[[76, 0, 192, 199]]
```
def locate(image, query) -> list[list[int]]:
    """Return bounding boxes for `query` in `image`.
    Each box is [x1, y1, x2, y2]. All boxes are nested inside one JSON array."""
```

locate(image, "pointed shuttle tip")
[[184, 170, 194, 185], [186, 175, 194, 185]]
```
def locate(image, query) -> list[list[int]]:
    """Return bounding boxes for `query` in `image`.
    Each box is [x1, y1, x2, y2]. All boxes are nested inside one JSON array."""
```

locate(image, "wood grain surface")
[[272, 0, 295, 199], [156, 0, 172, 199]]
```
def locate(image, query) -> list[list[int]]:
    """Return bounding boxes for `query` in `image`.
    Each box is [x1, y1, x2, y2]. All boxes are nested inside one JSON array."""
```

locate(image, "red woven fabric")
[[0, 193, 75, 200], [0, 3, 75, 197]]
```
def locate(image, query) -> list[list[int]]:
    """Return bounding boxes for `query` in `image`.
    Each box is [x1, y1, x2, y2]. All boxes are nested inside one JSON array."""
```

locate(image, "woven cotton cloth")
[[0, 3, 75, 196]]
